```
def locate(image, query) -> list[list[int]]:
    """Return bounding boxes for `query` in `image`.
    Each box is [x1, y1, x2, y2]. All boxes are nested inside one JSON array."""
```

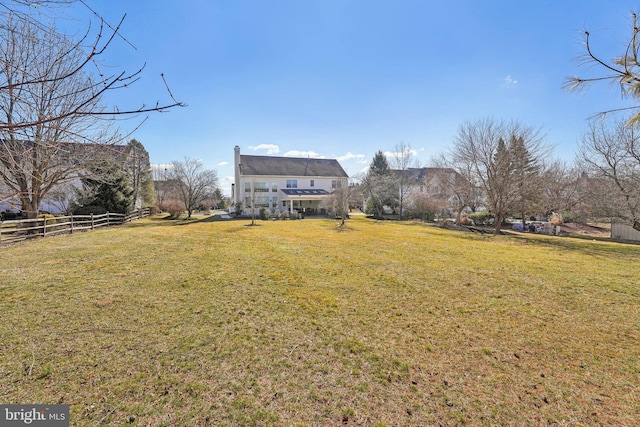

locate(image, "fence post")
[[90, 213, 94, 231], [107, 212, 110, 227], [42, 216, 47, 237], [70, 214, 74, 234]]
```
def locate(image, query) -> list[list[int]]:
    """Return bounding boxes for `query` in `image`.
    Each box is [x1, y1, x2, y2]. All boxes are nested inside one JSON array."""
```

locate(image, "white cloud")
[[504, 75, 518, 86], [217, 161, 229, 166], [249, 144, 280, 154], [223, 175, 234, 182], [336, 151, 366, 162], [283, 150, 324, 158]]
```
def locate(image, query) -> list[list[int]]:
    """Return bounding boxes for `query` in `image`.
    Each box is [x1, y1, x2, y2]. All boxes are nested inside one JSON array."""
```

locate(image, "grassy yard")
[[1, 216, 639, 426]]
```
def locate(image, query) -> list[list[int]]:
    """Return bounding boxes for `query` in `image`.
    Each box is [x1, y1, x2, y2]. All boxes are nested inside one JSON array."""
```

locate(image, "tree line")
[[357, 11, 640, 233], [2, 3, 639, 228]]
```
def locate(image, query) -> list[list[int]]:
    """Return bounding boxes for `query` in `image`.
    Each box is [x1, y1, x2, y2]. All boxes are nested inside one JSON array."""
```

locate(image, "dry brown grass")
[[0, 216, 638, 426]]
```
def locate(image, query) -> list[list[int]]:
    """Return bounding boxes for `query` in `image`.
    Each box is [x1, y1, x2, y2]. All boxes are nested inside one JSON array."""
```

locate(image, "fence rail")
[[0, 209, 150, 245]]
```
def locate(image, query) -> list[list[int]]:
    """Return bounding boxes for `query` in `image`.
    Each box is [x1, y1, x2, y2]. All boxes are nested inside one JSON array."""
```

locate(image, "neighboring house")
[[0, 142, 130, 216], [0, 172, 80, 216], [232, 146, 349, 216], [394, 167, 472, 217], [400, 167, 458, 198]]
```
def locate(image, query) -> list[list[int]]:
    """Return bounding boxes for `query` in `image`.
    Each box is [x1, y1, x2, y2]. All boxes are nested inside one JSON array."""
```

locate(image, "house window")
[[286, 179, 297, 188], [255, 196, 270, 207], [332, 180, 342, 189], [244, 182, 251, 192], [272, 197, 278, 207], [254, 182, 269, 192], [272, 183, 278, 192], [310, 179, 315, 187]]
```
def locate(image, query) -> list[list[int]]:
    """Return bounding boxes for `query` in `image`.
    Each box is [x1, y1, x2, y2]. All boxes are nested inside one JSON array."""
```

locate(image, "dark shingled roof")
[[392, 167, 458, 184], [239, 155, 348, 178]]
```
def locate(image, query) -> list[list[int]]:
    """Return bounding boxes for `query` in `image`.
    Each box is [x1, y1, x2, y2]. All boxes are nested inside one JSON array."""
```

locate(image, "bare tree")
[[449, 119, 548, 233], [390, 141, 417, 220], [327, 186, 350, 229], [0, 4, 183, 218], [432, 155, 483, 225], [565, 11, 640, 124], [579, 118, 640, 229], [170, 158, 218, 219], [539, 160, 586, 218], [0, 3, 183, 131], [151, 165, 178, 210], [406, 192, 439, 222]]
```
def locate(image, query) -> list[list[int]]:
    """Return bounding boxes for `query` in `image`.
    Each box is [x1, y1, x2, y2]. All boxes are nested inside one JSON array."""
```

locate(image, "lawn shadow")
[[509, 232, 640, 258]]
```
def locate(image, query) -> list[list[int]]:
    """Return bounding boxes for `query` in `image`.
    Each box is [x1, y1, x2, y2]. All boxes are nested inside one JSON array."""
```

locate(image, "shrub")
[[406, 194, 439, 222], [467, 211, 494, 226], [459, 215, 473, 225], [73, 205, 108, 215], [557, 210, 588, 225], [160, 200, 185, 219]]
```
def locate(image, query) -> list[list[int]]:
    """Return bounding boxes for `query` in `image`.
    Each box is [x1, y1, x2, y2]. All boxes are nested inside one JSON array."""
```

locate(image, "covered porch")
[[280, 189, 331, 216]]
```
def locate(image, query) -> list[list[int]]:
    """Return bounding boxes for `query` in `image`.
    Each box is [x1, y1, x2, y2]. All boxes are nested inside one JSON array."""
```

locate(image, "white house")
[[232, 146, 349, 216]]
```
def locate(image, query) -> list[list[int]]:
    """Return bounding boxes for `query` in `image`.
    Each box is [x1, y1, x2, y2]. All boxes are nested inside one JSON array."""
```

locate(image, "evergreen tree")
[[486, 137, 514, 232], [510, 135, 540, 227], [74, 161, 134, 214], [369, 150, 391, 175], [363, 151, 396, 217], [125, 139, 156, 208]]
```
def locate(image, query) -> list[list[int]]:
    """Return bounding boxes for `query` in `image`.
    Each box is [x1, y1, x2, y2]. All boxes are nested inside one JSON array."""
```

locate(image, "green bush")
[[467, 211, 494, 226], [73, 205, 108, 215], [259, 208, 271, 220]]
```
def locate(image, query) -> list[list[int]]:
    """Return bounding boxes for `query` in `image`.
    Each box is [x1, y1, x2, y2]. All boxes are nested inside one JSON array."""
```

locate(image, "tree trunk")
[[21, 197, 39, 220], [494, 214, 504, 234]]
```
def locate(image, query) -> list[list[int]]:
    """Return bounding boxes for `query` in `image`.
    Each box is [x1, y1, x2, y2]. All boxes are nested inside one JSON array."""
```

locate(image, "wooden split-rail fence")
[[0, 209, 150, 245]]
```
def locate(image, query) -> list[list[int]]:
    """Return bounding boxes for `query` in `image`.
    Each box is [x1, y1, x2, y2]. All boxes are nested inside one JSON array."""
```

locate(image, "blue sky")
[[71, 1, 640, 194]]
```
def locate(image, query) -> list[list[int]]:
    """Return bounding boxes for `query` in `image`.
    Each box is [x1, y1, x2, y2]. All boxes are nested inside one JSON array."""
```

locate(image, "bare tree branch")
[[566, 12, 640, 123]]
